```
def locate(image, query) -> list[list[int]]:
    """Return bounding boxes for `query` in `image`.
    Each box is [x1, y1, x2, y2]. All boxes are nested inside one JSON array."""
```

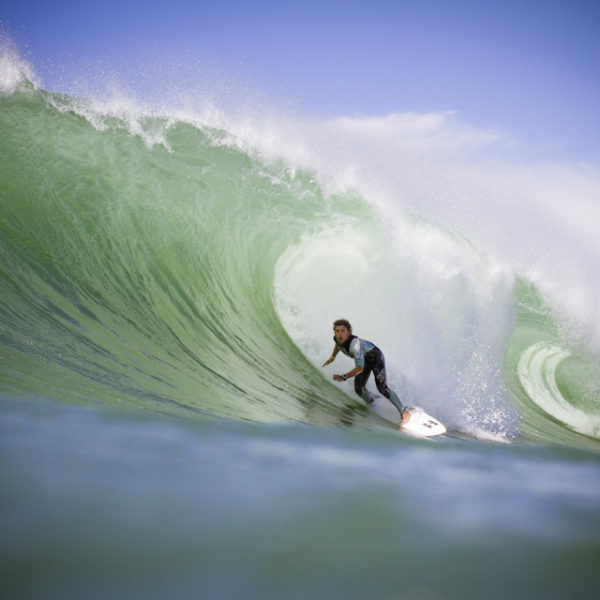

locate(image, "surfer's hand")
[[322, 357, 334, 367], [333, 374, 345, 382]]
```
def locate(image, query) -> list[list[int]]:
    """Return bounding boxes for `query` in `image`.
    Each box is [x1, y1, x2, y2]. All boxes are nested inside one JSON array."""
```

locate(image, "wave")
[[1, 48, 600, 448], [518, 342, 600, 438]]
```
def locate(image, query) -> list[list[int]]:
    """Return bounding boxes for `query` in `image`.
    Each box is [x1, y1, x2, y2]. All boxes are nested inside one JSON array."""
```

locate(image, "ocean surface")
[[1, 45, 600, 599]]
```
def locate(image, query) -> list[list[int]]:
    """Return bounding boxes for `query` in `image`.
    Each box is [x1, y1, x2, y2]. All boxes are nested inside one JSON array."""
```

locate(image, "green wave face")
[[0, 85, 356, 426], [1, 82, 600, 448]]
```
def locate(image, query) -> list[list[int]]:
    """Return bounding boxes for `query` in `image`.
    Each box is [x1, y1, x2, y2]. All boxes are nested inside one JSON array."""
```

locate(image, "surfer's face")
[[334, 325, 350, 344]]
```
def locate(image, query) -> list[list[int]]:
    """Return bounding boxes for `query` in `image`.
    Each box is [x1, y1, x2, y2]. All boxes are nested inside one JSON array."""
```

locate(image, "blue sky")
[[2, 0, 599, 161]]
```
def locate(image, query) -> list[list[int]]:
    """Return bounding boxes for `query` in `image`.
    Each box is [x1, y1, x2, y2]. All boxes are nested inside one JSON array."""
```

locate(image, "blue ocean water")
[[1, 44, 599, 599]]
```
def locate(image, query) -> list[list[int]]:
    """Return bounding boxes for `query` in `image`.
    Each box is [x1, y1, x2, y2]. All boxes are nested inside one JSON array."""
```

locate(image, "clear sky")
[[2, 0, 599, 161]]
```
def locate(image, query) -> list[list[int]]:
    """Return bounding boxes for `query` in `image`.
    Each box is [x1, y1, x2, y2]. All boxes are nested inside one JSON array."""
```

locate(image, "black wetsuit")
[[334, 334, 405, 412]]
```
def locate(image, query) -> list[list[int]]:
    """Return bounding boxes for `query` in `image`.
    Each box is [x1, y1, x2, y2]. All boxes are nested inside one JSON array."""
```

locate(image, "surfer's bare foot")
[[400, 409, 411, 425]]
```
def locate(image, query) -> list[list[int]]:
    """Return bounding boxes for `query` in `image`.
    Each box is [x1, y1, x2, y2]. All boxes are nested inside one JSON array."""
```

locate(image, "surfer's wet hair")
[[333, 319, 352, 333]]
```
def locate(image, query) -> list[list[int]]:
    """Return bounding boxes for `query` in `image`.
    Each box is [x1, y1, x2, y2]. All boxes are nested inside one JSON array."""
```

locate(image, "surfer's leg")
[[386, 389, 406, 414], [360, 389, 375, 404], [372, 352, 406, 414], [354, 368, 374, 404]]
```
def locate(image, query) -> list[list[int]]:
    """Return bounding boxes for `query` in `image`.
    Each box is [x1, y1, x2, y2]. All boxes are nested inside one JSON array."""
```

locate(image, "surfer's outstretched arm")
[[322, 346, 340, 367], [333, 366, 363, 382]]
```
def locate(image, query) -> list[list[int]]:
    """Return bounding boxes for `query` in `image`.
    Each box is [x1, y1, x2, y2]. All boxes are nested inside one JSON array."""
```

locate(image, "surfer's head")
[[333, 319, 352, 333], [333, 319, 352, 344]]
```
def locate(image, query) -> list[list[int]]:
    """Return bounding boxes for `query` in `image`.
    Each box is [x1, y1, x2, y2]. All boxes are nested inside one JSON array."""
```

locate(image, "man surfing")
[[322, 319, 411, 425]]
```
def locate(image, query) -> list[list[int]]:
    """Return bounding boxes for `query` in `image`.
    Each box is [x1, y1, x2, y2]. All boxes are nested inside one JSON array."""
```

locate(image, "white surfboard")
[[400, 406, 446, 437]]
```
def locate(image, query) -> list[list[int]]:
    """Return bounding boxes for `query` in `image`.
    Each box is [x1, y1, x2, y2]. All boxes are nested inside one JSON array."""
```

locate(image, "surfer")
[[322, 319, 410, 424]]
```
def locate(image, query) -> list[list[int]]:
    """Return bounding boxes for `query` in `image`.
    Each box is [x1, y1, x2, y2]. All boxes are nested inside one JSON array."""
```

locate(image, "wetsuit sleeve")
[[350, 338, 365, 368]]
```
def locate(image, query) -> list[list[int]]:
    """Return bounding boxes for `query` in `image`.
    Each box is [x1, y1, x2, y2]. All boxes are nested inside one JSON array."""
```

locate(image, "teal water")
[[1, 48, 600, 599]]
